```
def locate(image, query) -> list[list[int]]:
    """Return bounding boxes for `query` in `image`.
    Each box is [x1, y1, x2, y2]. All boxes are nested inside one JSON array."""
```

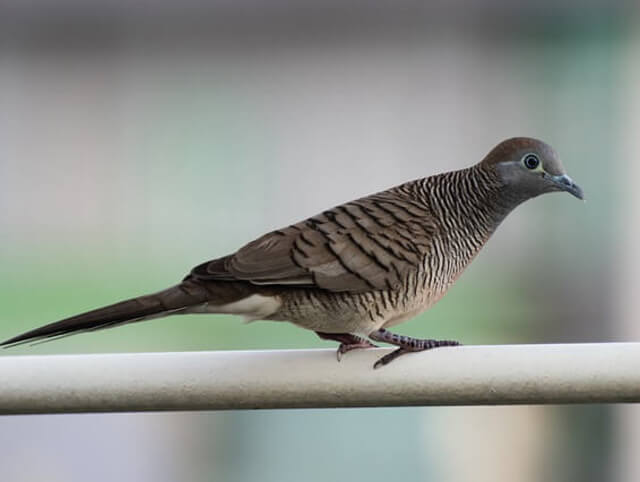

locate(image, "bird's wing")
[[191, 191, 437, 293]]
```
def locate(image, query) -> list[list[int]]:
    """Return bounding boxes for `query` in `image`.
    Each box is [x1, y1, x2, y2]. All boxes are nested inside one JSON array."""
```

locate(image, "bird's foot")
[[368, 328, 461, 369], [315, 332, 378, 361], [336, 339, 378, 361]]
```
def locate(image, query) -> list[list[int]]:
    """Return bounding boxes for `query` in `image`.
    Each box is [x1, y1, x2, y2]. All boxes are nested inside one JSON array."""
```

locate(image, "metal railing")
[[0, 343, 638, 415]]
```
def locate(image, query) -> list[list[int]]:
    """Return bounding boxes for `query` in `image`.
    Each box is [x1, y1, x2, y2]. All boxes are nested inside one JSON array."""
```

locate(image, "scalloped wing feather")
[[192, 190, 437, 293]]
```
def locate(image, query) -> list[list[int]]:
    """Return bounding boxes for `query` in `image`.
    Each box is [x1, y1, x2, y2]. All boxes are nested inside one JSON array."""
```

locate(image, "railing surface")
[[0, 343, 638, 415]]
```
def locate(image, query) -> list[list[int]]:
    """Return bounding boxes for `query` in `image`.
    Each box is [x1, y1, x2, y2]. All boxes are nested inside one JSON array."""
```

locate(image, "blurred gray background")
[[1, 1, 639, 481]]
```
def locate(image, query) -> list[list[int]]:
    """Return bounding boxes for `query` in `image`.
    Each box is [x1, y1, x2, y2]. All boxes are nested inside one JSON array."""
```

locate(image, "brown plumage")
[[1, 137, 584, 367]]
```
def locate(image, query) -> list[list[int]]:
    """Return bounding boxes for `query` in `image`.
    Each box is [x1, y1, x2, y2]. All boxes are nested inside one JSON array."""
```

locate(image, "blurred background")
[[1, 1, 639, 481]]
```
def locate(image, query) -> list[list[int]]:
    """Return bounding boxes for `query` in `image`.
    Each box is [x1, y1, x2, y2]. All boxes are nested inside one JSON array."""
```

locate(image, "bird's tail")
[[0, 280, 212, 348]]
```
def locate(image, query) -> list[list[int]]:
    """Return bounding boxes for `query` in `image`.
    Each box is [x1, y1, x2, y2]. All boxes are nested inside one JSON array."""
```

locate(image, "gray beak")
[[551, 174, 585, 200]]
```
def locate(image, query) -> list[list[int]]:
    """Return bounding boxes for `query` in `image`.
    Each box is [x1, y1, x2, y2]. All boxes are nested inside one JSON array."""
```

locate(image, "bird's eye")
[[523, 154, 540, 170]]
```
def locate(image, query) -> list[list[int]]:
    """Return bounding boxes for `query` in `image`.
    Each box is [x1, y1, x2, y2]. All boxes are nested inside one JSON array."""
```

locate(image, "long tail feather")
[[0, 282, 208, 348]]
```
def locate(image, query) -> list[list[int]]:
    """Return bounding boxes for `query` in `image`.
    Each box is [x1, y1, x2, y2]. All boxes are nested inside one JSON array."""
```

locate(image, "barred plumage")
[[1, 137, 584, 367]]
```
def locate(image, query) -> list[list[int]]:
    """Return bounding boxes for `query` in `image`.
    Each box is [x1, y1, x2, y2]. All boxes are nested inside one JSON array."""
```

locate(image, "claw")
[[337, 340, 378, 362], [373, 348, 408, 369], [316, 331, 378, 362]]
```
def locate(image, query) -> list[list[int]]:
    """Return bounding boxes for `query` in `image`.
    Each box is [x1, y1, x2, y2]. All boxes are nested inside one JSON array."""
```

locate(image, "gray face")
[[491, 138, 584, 201]]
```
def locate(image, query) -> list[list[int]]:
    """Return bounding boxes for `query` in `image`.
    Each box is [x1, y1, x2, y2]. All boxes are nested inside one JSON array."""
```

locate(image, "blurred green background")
[[1, 2, 639, 481]]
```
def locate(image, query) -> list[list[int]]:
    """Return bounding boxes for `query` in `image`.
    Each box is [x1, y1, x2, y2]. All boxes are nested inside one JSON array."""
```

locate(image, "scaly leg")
[[315, 332, 378, 361], [368, 328, 461, 369]]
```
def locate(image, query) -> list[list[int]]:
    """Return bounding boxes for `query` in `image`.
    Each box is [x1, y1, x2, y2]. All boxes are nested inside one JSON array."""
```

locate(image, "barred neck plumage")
[[429, 164, 512, 233], [397, 164, 515, 260]]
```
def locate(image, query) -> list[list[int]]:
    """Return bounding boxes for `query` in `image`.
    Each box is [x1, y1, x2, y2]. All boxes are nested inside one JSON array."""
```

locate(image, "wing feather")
[[191, 189, 437, 293]]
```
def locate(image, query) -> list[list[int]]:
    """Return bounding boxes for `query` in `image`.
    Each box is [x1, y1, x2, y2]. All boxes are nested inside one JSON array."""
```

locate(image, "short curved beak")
[[551, 174, 584, 200]]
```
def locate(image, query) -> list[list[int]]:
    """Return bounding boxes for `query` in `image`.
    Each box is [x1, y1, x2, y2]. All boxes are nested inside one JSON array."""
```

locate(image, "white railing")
[[0, 343, 639, 414]]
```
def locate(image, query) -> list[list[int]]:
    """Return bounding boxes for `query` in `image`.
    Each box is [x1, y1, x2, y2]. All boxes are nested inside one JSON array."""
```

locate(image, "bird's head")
[[481, 137, 584, 201]]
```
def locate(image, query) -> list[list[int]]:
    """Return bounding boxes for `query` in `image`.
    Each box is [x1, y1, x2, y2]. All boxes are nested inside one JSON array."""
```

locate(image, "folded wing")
[[191, 191, 437, 293]]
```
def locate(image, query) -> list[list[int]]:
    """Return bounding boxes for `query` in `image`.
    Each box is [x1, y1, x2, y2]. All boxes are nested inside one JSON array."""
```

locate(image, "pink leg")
[[315, 332, 378, 361], [368, 328, 461, 369]]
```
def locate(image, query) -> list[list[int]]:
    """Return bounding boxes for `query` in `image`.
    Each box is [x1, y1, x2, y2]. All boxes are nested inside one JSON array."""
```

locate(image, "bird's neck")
[[471, 165, 528, 226], [419, 165, 523, 243]]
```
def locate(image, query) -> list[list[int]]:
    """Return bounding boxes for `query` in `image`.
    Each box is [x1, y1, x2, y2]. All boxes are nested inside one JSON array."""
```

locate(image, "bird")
[[1, 137, 584, 368]]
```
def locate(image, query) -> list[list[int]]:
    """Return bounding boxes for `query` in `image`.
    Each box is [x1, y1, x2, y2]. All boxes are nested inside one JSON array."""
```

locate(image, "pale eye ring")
[[523, 154, 540, 170]]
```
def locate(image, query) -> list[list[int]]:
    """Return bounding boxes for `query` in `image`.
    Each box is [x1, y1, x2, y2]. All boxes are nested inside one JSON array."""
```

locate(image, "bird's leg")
[[315, 332, 378, 361], [368, 328, 461, 369]]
